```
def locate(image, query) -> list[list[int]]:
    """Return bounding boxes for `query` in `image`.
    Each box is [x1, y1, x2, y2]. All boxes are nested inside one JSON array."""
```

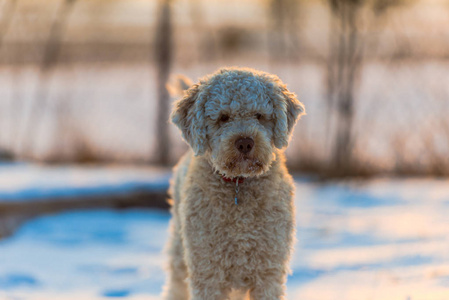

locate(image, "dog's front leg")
[[181, 188, 231, 300], [250, 278, 286, 300], [184, 244, 231, 300], [162, 219, 189, 300], [188, 276, 231, 300], [249, 202, 294, 300]]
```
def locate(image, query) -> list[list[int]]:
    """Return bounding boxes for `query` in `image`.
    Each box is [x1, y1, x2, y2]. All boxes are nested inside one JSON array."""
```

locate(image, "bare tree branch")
[[153, 0, 173, 165]]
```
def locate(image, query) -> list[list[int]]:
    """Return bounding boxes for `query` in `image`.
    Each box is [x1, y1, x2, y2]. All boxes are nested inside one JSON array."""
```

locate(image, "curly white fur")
[[163, 67, 305, 300]]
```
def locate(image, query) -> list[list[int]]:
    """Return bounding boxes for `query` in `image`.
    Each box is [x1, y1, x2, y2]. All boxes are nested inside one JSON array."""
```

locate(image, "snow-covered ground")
[[0, 163, 170, 202], [1, 178, 449, 300]]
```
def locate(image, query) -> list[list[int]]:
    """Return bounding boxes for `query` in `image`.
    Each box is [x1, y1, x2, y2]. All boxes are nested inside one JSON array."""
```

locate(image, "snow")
[[0, 209, 169, 300], [0, 164, 170, 202], [1, 178, 449, 299], [291, 179, 449, 300]]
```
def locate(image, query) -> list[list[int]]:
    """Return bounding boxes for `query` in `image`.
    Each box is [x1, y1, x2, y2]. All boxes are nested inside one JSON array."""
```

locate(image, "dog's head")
[[171, 67, 305, 178]]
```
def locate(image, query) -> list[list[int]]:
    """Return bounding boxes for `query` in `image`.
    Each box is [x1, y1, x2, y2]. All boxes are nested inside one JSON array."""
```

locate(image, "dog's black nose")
[[235, 138, 254, 154]]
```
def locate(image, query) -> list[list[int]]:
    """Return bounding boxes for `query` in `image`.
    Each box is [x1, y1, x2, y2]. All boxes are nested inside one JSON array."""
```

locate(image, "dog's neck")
[[212, 172, 244, 204], [197, 151, 283, 205]]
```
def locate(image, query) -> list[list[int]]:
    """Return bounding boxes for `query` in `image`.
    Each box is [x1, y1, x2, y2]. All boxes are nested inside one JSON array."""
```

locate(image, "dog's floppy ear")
[[271, 83, 305, 149], [171, 83, 208, 156]]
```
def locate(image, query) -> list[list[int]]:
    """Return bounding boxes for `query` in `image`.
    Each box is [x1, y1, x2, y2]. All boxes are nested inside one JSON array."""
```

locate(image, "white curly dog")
[[163, 67, 305, 300]]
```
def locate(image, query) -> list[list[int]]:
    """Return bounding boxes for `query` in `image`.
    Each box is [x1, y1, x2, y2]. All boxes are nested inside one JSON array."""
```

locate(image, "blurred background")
[[0, 0, 448, 176], [0, 0, 449, 299]]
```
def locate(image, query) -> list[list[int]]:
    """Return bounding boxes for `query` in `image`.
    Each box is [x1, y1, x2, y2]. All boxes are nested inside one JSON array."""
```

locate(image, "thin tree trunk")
[[153, 0, 173, 165], [0, 0, 18, 152], [337, 3, 362, 174], [20, 0, 77, 157], [327, 1, 363, 175]]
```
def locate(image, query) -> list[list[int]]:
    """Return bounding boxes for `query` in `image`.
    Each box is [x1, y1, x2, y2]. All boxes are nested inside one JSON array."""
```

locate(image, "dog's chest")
[[181, 177, 293, 287], [198, 182, 288, 250]]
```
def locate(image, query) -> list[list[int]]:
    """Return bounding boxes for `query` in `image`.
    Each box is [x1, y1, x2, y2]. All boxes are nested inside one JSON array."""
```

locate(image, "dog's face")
[[171, 68, 305, 178]]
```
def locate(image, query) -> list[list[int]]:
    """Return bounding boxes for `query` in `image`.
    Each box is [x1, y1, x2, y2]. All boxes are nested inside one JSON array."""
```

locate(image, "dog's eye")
[[220, 114, 230, 122], [255, 113, 262, 120]]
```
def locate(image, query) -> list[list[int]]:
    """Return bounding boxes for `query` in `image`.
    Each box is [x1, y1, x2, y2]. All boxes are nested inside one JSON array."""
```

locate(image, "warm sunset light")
[[0, 0, 448, 299]]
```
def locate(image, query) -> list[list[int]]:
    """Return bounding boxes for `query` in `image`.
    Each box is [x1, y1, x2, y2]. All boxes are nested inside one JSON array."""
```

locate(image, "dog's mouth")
[[219, 154, 269, 178]]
